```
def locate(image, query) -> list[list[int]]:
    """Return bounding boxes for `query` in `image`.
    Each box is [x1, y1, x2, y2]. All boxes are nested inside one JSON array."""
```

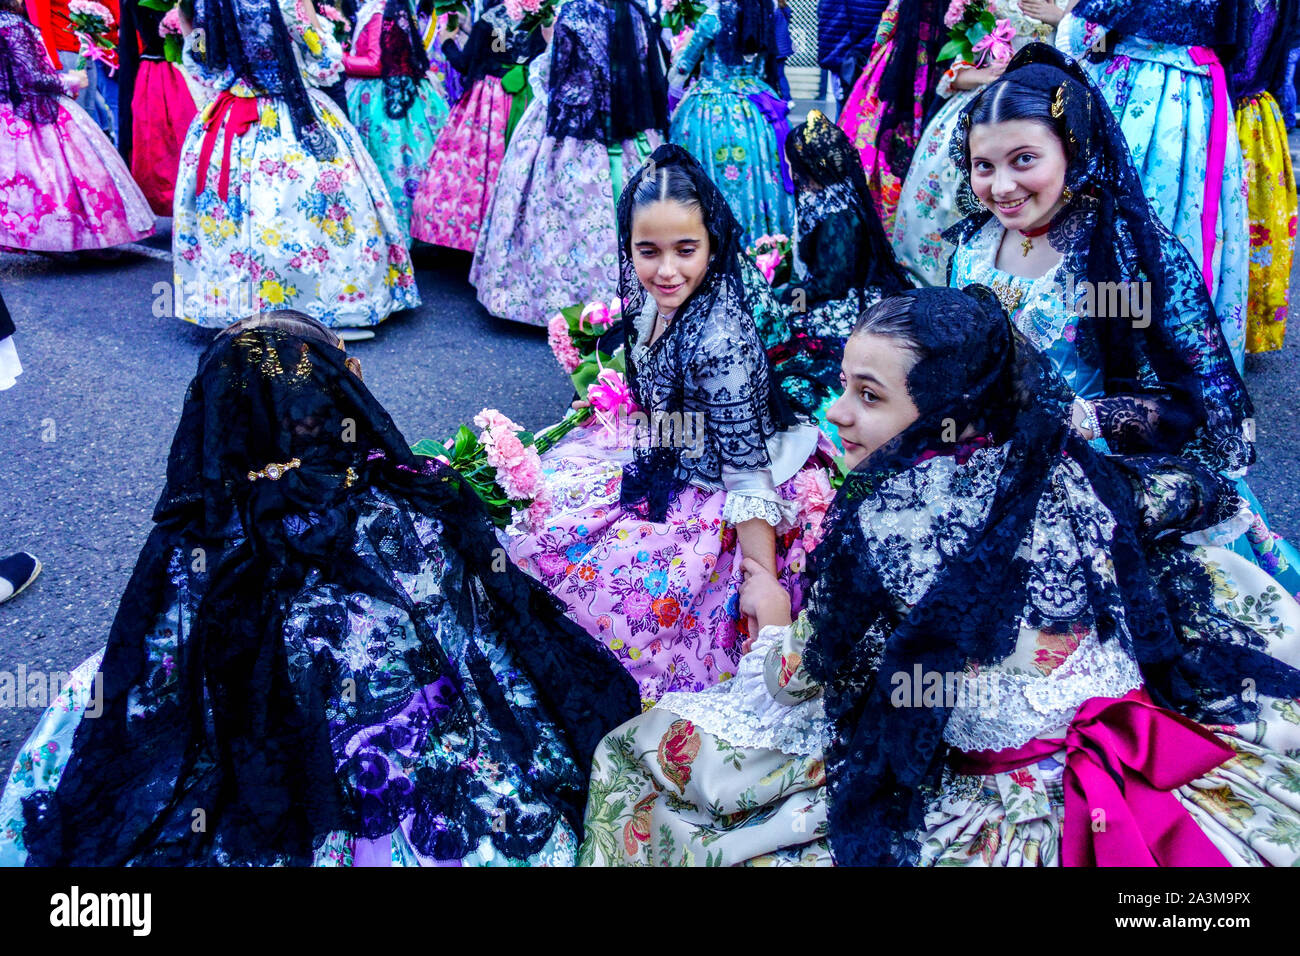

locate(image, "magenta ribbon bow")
[[972, 18, 1015, 68], [952, 687, 1234, 866], [586, 367, 635, 438]]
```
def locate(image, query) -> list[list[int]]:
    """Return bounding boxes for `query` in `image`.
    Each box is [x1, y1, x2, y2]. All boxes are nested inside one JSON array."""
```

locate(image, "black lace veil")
[[802, 286, 1300, 866], [786, 109, 911, 298], [196, 0, 338, 161], [0, 9, 63, 125], [378, 0, 431, 119], [19, 312, 639, 865], [944, 43, 1254, 477], [614, 144, 799, 522], [545, 0, 666, 144]]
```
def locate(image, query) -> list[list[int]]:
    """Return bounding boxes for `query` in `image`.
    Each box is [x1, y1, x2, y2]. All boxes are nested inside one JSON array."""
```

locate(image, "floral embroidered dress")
[[890, 0, 1060, 287], [667, 0, 792, 244], [0, 10, 155, 251], [500, 146, 829, 707], [580, 447, 1300, 867], [172, 0, 419, 328], [408, 2, 542, 251], [836, 0, 948, 236], [1054, 1, 1250, 366], [949, 214, 1300, 601], [469, 0, 665, 326], [344, 0, 450, 242], [1230, 0, 1296, 354]]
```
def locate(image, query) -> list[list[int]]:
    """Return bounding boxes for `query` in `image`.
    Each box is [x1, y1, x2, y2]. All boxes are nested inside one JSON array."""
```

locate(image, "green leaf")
[[967, 20, 991, 47], [410, 438, 446, 458], [937, 38, 966, 62], [138, 0, 175, 10]]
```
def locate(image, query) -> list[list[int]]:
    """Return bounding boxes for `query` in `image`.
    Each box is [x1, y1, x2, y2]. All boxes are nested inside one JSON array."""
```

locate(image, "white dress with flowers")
[[171, 0, 420, 328]]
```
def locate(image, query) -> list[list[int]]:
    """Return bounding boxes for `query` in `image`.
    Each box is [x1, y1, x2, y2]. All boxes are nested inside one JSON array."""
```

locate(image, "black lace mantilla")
[[944, 44, 1254, 477]]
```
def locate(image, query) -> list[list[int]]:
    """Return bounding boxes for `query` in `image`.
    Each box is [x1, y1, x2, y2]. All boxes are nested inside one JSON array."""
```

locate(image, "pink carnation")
[[520, 0, 542, 12], [473, 408, 520, 434], [159, 8, 181, 35], [504, 0, 525, 21], [485, 431, 528, 470], [943, 0, 972, 28], [499, 448, 544, 500], [70, 0, 113, 22], [547, 313, 582, 374], [524, 486, 552, 531]]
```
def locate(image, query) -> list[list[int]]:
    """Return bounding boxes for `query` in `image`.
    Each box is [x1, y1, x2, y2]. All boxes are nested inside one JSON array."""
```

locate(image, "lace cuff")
[[1182, 496, 1254, 548], [936, 62, 973, 99], [653, 623, 828, 756], [721, 488, 794, 528], [762, 613, 820, 706]]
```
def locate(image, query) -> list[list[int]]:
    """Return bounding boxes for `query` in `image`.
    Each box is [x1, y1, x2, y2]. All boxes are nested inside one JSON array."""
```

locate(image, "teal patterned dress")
[[344, 0, 450, 243], [667, 1, 792, 243]]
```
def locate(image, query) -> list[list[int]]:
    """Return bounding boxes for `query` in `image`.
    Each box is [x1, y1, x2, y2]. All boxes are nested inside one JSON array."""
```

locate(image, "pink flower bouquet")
[[746, 233, 792, 286], [504, 0, 557, 34], [69, 0, 118, 72], [937, 0, 1013, 67]]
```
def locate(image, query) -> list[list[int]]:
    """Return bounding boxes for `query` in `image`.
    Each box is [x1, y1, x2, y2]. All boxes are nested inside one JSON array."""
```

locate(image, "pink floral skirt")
[[502, 423, 831, 706], [410, 75, 508, 251], [0, 100, 154, 251]]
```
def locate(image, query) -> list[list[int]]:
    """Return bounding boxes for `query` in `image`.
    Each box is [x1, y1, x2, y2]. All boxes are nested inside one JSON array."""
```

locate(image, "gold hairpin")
[[247, 458, 302, 482], [1051, 85, 1066, 119]]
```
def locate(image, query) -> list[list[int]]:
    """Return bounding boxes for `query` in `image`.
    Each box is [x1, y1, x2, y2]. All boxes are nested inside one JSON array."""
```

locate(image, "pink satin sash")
[[952, 687, 1234, 867], [1189, 46, 1229, 296]]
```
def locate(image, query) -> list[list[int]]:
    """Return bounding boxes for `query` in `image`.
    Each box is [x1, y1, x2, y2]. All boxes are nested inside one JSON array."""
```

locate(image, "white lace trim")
[[654, 629, 829, 756], [1182, 495, 1254, 548], [943, 629, 1144, 753], [721, 490, 797, 529]]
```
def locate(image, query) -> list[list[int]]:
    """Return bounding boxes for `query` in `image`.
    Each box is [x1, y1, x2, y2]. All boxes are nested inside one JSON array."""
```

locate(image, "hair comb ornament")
[[1051, 84, 1066, 119]]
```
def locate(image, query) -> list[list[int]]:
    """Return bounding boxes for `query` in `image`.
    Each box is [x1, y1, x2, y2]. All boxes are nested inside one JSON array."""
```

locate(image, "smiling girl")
[[945, 43, 1300, 601], [579, 286, 1300, 867], [502, 145, 830, 707]]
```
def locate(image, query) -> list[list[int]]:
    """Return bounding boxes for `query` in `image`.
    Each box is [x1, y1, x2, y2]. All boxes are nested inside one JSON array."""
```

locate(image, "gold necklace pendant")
[[1020, 235, 1034, 257]]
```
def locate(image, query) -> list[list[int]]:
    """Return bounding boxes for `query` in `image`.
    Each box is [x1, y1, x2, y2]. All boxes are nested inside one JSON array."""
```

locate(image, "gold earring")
[[1062, 187, 1073, 203]]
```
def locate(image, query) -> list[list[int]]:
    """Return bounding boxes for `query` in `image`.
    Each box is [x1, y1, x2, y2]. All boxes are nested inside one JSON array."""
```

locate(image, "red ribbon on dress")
[[196, 90, 261, 203], [951, 687, 1234, 866], [1188, 46, 1229, 297]]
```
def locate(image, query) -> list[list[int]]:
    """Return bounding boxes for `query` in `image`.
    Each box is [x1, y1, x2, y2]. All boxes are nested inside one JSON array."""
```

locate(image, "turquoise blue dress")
[[950, 217, 1300, 601], [1055, 13, 1250, 368], [667, 1, 792, 243], [344, 0, 450, 243]]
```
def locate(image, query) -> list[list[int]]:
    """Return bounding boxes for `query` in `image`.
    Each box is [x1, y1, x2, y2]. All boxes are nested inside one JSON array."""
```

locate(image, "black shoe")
[[0, 552, 41, 604]]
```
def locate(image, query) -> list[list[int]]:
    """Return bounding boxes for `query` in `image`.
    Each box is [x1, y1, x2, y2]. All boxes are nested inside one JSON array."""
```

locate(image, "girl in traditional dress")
[[1230, 0, 1298, 354], [1053, 0, 1250, 366], [469, 0, 666, 326], [0, 312, 639, 866], [666, 0, 792, 243], [501, 145, 831, 707], [171, 0, 418, 332], [117, 0, 200, 218], [890, 0, 1063, 286], [945, 44, 1300, 597], [769, 109, 911, 446], [580, 286, 1300, 867], [835, 0, 948, 236], [408, 1, 543, 251], [343, 0, 449, 242], [0, 0, 154, 251]]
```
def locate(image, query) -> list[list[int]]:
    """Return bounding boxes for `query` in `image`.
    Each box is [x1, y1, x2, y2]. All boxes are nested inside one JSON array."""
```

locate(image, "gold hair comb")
[[1051, 84, 1066, 119]]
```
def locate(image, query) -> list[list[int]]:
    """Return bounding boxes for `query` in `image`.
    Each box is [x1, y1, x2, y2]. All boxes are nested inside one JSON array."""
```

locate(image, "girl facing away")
[[0, 311, 639, 866], [579, 286, 1300, 867], [501, 145, 834, 708]]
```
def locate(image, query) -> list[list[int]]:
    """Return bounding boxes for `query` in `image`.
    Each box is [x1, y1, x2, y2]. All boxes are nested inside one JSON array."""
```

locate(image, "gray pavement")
[[1, 216, 1297, 773]]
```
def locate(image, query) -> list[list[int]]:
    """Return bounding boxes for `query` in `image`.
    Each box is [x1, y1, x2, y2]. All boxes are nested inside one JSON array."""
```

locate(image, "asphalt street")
[[0, 219, 1297, 771]]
